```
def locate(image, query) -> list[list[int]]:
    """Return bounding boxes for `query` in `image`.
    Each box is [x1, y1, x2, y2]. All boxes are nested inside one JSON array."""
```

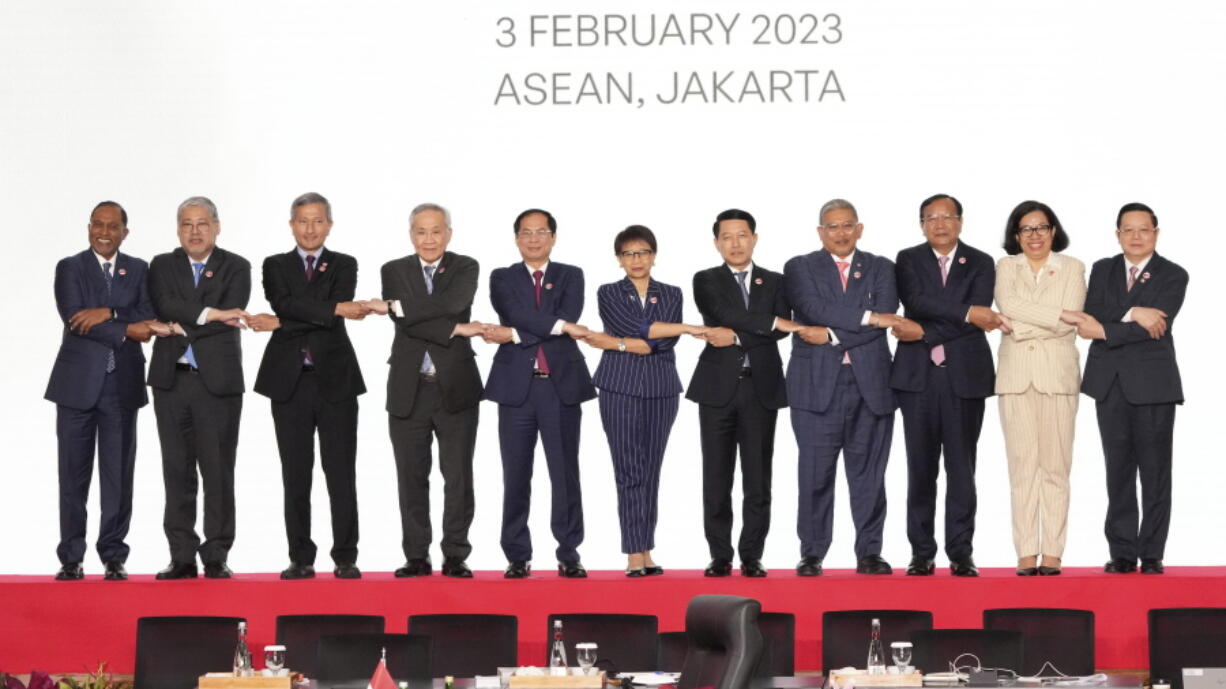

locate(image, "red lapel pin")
[[754, 277, 763, 285], [545, 283, 553, 290], [118, 268, 127, 275], [853, 271, 862, 279], [205, 270, 214, 278], [650, 296, 658, 304], [319, 262, 328, 272], [958, 257, 967, 264]]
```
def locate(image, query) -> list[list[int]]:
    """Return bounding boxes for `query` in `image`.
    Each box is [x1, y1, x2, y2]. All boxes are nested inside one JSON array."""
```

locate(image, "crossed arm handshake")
[[1057, 306, 1169, 340], [67, 307, 175, 343]]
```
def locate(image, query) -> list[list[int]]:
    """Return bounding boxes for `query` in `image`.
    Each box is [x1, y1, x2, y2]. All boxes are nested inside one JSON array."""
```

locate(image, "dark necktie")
[[103, 261, 115, 373], [735, 271, 750, 367], [302, 255, 316, 364], [420, 265, 436, 373], [533, 270, 551, 374]]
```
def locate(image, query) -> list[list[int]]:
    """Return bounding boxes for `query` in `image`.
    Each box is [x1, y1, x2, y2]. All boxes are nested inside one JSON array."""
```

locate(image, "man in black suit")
[[249, 192, 368, 580], [889, 194, 1006, 578], [46, 201, 167, 581], [687, 209, 798, 578], [1075, 202, 1186, 575], [366, 203, 485, 578], [147, 196, 251, 579]]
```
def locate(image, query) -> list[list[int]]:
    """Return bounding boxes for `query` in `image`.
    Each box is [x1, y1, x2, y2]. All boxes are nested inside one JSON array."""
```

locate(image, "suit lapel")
[[109, 252, 133, 303], [745, 265, 766, 311], [198, 249, 225, 299], [537, 263, 559, 310], [643, 278, 662, 320], [1033, 254, 1063, 298], [844, 253, 869, 302], [816, 251, 843, 296], [618, 277, 643, 314], [1124, 253, 1161, 306], [404, 254, 426, 296], [79, 251, 109, 300], [942, 247, 966, 293]]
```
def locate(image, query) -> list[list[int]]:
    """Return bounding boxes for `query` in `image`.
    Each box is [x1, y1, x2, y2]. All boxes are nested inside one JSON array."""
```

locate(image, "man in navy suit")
[[482, 208, 597, 579], [784, 198, 901, 576], [46, 201, 165, 580], [1075, 202, 1187, 575], [889, 194, 1006, 578]]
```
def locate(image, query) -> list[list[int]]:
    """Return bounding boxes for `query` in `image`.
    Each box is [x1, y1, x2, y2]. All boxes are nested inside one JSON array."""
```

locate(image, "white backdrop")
[[1, 1, 1223, 575]]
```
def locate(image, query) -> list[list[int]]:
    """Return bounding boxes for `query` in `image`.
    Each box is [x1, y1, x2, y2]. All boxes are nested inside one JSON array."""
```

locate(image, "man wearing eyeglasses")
[[784, 198, 902, 576], [482, 208, 597, 579], [1074, 202, 1186, 575], [889, 194, 1007, 578]]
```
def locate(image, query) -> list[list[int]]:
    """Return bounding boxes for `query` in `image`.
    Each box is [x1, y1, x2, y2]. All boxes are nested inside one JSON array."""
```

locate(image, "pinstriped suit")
[[994, 252, 1086, 558], [592, 278, 683, 554]]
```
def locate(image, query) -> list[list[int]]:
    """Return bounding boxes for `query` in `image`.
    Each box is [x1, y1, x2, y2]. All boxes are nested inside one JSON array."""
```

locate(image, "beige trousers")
[[999, 386, 1078, 558]]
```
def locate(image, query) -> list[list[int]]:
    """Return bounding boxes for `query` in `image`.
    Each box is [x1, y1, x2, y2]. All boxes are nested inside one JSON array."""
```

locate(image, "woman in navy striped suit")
[[582, 225, 707, 577]]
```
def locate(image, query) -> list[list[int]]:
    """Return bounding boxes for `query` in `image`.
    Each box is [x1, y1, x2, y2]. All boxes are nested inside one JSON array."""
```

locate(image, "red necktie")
[[533, 270, 550, 374], [931, 255, 950, 366], [302, 255, 316, 364]]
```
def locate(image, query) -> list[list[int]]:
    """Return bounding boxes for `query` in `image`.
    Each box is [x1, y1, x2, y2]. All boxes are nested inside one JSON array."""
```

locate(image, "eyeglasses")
[[1017, 225, 1053, 237], [619, 250, 654, 260], [517, 229, 554, 238], [922, 213, 961, 225], [1117, 227, 1156, 237], [821, 221, 859, 233]]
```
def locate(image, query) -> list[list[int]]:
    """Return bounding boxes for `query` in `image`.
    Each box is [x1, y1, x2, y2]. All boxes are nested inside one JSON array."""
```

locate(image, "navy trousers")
[[56, 372, 138, 565], [599, 390, 679, 554], [499, 377, 584, 563], [793, 365, 894, 559]]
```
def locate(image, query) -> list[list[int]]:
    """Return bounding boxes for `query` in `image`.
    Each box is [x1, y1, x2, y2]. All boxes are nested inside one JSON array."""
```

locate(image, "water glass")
[[890, 641, 912, 673], [265, 645, 286, 674], [576, 643, 598, 675]]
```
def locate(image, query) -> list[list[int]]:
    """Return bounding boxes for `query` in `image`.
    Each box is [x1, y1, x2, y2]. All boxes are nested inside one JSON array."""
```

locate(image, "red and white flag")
[[368, 656, 396, 689]]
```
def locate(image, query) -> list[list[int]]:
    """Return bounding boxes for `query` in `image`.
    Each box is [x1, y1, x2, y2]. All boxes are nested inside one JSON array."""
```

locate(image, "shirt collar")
[[831, 250, 856, 266], [296, 246, 324, 262], [419, 256, 441, 270], [187, 252, 212, 267], [524, 260, 550, 276], [932, 243, 959, 261], [1126, 254, 1153, 274], [92, 250, 119, 270]]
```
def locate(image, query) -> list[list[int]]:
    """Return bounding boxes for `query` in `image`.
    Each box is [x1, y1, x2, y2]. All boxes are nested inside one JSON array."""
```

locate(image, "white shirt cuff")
[[828, 327, 840, 346], [196, 308, 209, 326], [1122, 307, 1134, 323], [860, 311, 872, 327], [511, 328, 522, 344], [391, 300, 405, 318], [551, 319, 565, 336]]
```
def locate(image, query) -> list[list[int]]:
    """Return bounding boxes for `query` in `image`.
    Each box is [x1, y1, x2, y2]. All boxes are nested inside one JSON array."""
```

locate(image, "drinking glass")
[[265, 645, 286, 674], [890, 641, 912, 673], [576, 643, 598, 675]]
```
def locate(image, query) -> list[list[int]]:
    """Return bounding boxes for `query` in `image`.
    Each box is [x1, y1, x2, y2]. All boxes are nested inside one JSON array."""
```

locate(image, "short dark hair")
[[615, 225, 658, 255], [1116, 202, 1158, 229], [919, 193, 962, 220], [712, 208, 757, 237], [92, 200, 127, 226], [291, 192, 331, 221], [1003, 200, 1070, 255], [514, 208, 557, 234]]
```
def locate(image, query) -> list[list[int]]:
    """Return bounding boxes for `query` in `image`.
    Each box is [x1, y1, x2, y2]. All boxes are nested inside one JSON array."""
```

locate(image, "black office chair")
[[657, 631, 689, 672], [984, 608, 1094, 676], [317, 634, 431, 683], [821, 610, 933, 675], [408, 614, 518, 677], [545, 614, 658, 673], [677, 594, 763, 689], [134, 616, 245, 689], [756, 612, 796, 677], [911, 629, 1023, 676], [1149, 608, 1226, 689], [276, 615, 386, 678]]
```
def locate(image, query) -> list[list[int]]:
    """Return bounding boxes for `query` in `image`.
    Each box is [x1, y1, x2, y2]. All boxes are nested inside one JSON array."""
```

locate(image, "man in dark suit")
[[249, 192, 368, 580], [687, 209, 798, 578], [481, 208, 597, 579], [147, 196, 251, 579], [1075, 202, 1186, 575], [46, 201, 166, 581], [366, 203, 485, 578], [784, 198, 901, 576], [889, 194, 1006, 578]]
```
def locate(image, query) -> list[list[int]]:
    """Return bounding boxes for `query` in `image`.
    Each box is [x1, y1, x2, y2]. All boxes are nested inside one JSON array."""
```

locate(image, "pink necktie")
[[931, 255, 950, 366], [1127, 265, 1139, 292], [533, 270, 550, 374], [837, 261, 851, 363]]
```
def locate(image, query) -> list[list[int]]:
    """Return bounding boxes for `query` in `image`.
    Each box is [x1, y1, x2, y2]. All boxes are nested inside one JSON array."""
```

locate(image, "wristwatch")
[[617, 338, 627, 352]]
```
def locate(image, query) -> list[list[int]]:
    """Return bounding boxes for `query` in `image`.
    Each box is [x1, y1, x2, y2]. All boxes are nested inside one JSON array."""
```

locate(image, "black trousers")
[[389, 378, 478, 561], [56, 372, 138, 565], [699, 375, 776, 563], [1098, 378, 1175, 561], [898, 365, 984, 561], [153, 369, 242, 565], [271, 370, 359, 566]]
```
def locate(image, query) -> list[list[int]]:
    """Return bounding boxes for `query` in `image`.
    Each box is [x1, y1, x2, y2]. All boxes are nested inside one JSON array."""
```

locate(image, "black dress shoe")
[[740, 560, 767, 578], [280, 563, 316, 580], [558, 560, 588, 578], [441, 558, 473, 578], [950, 558, 979, 577], [625, 567, 648, 578], [644, 565, 664, 576], [1037, 566, 1062, 576], [204, 562, 233, 579], [333, 563, 362, 579], [856, 555, 893, 575], [704, 559, 733, 577], [1141, 558, 1165, 574], [104, 562, 128, 581], [395, 558, 433, 577], [156, 561, 198, 580], [796, 557, 823, 577], [906, 557, 935, 576], [1016, 567, 1038, 576], [55, 563, 84, 581], [1104, 558, 1137, 574], [504, 560, 531, 579]]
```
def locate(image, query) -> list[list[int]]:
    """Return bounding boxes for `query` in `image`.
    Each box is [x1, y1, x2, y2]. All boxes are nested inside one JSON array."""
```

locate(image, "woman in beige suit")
[[995, 200, 1086, 576]]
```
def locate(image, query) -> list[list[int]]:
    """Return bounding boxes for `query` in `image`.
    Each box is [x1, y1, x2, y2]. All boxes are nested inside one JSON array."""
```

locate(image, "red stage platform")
[[3, 567, 1224, 675]]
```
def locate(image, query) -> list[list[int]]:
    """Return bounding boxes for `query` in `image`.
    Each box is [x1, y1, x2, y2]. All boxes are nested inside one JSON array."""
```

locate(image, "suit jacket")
[[993, 252, 1086, 396], [784, 249, 898, 416], [382, 251, 483, 416], [45, 250, 156, 411], [890, 242, 996, 400], [147, 247, 251, 396], [253, 248, 366, 403], [592, 278, 684, 398], [483, 261, 597, 407], [1081, 252, 1186, 405], [685, 264, 789, 410]]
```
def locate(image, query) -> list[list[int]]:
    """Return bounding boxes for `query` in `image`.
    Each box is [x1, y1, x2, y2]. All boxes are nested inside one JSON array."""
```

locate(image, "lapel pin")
[[118, 268, 127, 275], [754, 277, 763, 285], [545, 283, 553, 290], [437, 266, 446, 274], [205, 270, 214, 278], [1141, 272, 1151, 282], [319, 262, 329, 272], [1049, 270, 1055, 276], [650, 296, 658, 304], [958, 256, 967, 264], [853, 271, 862, 279]]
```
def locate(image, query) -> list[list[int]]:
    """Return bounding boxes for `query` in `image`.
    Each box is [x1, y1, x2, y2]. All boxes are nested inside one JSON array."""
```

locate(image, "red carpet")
[[3, 567, 1224, 674]]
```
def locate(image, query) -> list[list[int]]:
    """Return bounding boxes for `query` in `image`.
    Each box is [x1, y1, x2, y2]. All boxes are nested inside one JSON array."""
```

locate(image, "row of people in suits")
[[46, 192, 1184, 582]]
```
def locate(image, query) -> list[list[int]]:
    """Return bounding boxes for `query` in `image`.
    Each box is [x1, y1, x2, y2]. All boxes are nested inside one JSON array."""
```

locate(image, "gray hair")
[[291, 192, 332, 221], [410, 202, 451, 228], [178, 196, 219, 222], [819, 198, 857, 225]]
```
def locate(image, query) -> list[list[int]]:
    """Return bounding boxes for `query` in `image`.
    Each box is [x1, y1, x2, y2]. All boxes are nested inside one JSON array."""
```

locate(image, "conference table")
[[311, 675, 1144, 689]]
